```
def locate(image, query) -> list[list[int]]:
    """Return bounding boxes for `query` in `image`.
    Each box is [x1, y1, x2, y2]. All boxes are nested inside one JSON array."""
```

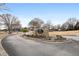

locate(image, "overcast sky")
[[0, 3, 79, 27]]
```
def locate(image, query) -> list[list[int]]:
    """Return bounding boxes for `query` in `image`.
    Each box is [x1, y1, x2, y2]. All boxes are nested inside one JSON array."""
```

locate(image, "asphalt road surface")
[[1, 35, 79, 56]]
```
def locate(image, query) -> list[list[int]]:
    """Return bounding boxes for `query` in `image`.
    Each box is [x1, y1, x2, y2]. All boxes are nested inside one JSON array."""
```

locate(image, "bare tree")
[[61, 18, 78, 31], [12, 20, 21, 31], [0, 3, 8, 29], [53, 24, 61, 31], [0, 3, 8, 11], [0, 14, 21, 34], [74, 20, 79, 30], [44, 20, 52, 31], [28, 18, 44, 31]]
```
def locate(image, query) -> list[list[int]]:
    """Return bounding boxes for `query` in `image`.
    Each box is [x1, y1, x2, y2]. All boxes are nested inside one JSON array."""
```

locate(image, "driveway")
[[1, 35, 79, 56]]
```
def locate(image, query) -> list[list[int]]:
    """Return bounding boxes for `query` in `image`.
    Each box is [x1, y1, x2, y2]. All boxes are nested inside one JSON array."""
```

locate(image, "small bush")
[[21, 28, 28, 33]]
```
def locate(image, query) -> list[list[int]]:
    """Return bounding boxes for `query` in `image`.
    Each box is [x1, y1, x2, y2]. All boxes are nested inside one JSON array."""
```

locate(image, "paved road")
[[1, 35, 79, 56]]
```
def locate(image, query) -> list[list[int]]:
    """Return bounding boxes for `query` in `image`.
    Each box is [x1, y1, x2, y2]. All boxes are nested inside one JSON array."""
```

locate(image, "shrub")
[[21, 28, 28, 33]]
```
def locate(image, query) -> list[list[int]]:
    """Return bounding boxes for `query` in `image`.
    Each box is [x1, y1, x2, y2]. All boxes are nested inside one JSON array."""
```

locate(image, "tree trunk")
[[8, 27, 12, 34]]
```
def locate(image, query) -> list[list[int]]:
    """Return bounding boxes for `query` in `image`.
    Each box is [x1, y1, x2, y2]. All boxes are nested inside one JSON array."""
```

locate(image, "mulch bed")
[[21, 35, 77, 44]]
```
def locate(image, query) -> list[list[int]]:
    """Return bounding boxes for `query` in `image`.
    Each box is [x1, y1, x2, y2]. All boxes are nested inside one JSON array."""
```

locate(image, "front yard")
[[49, 30, 79, 36]]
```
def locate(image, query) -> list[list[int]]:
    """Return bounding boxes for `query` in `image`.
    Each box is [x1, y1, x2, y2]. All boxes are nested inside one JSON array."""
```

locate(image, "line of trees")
[[61, 18, 79, 31], [50, 18, 79, 31], [28, 18, 79, 31]]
